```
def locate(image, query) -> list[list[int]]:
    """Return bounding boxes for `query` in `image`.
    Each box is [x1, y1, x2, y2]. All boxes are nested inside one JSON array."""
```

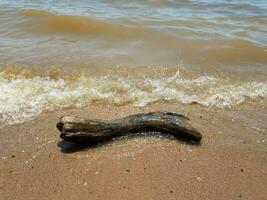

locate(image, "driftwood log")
[[57, 112, 202, 144]]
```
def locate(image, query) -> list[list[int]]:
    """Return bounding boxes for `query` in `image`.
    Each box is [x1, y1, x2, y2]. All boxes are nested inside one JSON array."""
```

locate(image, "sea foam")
[[0, 71, 266, 126]]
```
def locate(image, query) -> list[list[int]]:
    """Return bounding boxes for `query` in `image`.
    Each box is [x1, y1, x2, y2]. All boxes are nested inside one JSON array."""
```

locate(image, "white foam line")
[[0, 72, 266, 126]]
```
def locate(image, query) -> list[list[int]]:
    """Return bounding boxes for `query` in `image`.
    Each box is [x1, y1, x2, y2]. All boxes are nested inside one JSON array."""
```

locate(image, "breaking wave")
[[0, 70, 266, 127]]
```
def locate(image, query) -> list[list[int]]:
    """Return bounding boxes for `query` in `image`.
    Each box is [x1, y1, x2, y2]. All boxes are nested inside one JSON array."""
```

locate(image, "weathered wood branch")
[[57, 112, 202, 144]]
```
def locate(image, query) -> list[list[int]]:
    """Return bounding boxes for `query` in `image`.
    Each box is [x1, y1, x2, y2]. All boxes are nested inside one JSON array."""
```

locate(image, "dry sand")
[[0, 102, 266, 200]]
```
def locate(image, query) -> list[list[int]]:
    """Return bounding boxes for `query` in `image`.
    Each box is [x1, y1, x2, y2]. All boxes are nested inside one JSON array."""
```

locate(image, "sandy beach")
[[1, 102, 266, 200], [1, 1, 267, 199]]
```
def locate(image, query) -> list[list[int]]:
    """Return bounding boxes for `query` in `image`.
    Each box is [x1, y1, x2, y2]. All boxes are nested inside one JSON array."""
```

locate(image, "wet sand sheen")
[[0, 103, 266, 199]]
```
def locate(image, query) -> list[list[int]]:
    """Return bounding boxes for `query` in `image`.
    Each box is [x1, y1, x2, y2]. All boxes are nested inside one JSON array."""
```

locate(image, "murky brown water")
[[0, 0, 266, 126]]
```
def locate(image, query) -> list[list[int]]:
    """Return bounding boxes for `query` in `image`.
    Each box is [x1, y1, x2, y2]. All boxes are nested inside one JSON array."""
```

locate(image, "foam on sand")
[[0, 70, 266, 126]]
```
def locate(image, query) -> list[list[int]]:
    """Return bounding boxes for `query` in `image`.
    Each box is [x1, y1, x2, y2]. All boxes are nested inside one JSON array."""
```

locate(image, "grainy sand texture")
[[1, 103, 266, 200]]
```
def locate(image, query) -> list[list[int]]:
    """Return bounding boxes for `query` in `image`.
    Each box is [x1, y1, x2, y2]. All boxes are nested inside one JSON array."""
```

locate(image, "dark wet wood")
[[57, 112, 202, 144]]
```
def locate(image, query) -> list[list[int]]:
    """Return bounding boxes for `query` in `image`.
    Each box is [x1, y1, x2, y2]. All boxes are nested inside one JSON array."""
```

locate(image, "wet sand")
[[1, 1, 267, 199], [0, 103, 266, 200]]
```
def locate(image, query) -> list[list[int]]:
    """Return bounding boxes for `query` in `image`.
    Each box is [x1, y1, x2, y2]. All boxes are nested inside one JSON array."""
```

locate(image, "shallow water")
[[0, 0, 266, 125]]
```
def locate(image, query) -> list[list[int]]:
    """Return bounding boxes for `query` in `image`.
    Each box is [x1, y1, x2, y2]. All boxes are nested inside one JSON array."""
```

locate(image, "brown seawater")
[[0, 0, 266, 126]]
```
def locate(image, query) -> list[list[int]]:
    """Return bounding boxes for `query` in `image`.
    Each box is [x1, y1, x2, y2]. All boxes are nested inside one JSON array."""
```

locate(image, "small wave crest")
[[0, 70, 266, 127], [20, 9, 148, 39], [9, 9, 267, 66]]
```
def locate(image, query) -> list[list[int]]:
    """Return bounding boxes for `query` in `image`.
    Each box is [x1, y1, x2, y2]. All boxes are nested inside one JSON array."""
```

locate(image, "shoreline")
[[0, 102, 266, 199], [1, 1, 267, 199]]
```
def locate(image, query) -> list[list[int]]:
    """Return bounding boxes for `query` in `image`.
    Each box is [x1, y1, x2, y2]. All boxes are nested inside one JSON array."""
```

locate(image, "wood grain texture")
[[57, 112, 202, 144]]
